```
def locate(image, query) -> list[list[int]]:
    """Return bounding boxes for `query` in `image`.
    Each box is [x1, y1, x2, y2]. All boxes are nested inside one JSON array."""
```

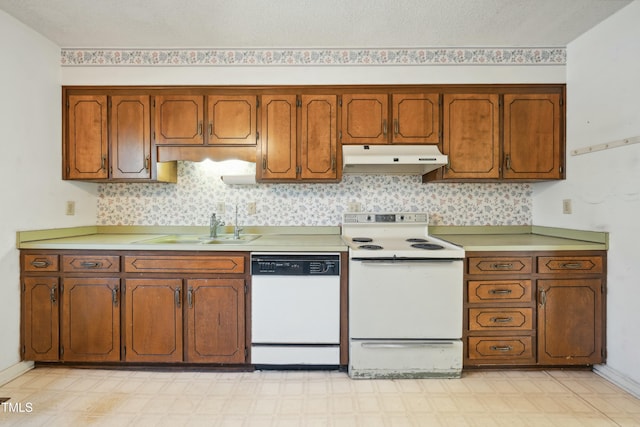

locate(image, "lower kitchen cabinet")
[[464, 251, 606, 368], [22, 277, 59, 361], [20, 250, 249, 365], [124, 279, 183, 362], [185, 279, 246, 363], [60, 277, 121, 362]]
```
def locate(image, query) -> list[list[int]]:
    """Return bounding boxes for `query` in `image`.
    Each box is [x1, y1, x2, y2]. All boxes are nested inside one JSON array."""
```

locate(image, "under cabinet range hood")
[[342, 145, 448, 175]]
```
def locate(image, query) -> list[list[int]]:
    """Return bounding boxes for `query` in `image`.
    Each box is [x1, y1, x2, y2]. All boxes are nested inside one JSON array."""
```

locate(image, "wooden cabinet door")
[[207, 95, 257, 145], [22, 277, 59, 361], [341, 94, 388, 144], [154, 95, 204, 145], [503, 93, 563, 180], [442, 93, 500, 179], [124, 279, 183, 362], [110, 95, 151, 179], [65, 95, 108, 180], [391, 93, 440, 144], [259, 95, 297, 180], [537, 279, 603, 365], [61, 278, 120, 362], [185, 279, 246, 363], [300, 94, 338, 180]]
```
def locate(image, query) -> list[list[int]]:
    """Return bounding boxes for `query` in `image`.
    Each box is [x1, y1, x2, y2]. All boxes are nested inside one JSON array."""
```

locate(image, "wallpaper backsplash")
[[97, 162, 532, 227]]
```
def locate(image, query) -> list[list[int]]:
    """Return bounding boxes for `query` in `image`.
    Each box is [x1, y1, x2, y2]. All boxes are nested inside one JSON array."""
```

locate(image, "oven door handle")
[[361, 341, 457, 348], [351, 257, 461, 264]]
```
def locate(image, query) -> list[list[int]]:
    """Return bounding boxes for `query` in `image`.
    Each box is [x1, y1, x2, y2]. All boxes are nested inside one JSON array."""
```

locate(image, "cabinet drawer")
[[23, 254, 59, 272], [467, 336, 534, 361], [467, 257, 532, 274], [468, 280, 532, 303], [537, 256, 603, 275], [468, 308, 533, 331], [62, 255, 120, 272], [124, 255, 245, 274]]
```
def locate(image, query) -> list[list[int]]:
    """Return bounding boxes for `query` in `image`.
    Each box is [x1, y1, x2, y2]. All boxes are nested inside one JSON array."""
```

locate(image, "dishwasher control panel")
[[251, 254, 340, 275]]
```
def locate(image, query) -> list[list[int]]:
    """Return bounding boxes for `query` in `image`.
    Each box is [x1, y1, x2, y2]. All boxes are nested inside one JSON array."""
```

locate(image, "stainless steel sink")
[[136, 234, 261, 244]]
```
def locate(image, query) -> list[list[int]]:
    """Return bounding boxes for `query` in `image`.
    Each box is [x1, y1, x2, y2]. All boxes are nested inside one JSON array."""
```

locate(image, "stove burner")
[[352, 237, 373, 243], [406, 238, 429, 243], [359, 244, 383, 250], [411, 243, 444, 250]]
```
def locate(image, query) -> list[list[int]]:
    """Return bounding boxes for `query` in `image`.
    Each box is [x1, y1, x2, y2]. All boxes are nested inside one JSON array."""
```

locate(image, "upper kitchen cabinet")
[[258, 94, 339, 182], [154, 95, 205, 145], [503, 93, 563, 180], [63, 90, 176, 183], [438, 93, 501, 180], [65, 94, 109, 180], [154, 94, 257, 146], [341, 92, 440, 145], [424, 86, 565, 182]]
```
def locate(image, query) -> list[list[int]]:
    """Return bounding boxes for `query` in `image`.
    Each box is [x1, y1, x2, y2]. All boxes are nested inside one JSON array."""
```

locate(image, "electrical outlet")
[[562, 199, 572, 214], [216, 202, 226, 213], [348, 202, 361, 212], [65, 201, 75, 216], [247, 202, 257, 215]]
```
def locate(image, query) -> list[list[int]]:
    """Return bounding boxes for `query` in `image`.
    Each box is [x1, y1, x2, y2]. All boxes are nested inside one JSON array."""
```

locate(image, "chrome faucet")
[[209, 213, 224, 238], [233, 204, 243, 239]]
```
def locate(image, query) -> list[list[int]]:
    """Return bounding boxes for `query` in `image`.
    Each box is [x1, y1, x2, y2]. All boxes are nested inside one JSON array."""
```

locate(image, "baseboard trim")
[[0, 361, 34, 387], [593, 364, 640, 399]]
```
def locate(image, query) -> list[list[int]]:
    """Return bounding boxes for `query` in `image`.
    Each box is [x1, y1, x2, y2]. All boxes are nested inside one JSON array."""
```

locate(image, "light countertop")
[[17, 225, 608, 253]]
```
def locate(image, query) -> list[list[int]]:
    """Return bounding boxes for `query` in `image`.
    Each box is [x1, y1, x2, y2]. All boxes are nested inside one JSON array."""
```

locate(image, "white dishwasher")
[[250, 253, 341, 367]]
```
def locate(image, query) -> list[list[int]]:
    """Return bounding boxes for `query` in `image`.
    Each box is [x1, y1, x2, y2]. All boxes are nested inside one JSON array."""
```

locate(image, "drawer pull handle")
[[490, 345, 513, 352], [560, 262, 583, 269], [489, 289, 512, 295], [490, 317, 514, 323], [30, 260, 51, 268], [188, 287, 193, 308], [80, 262, 102, 269], [492, 263, 513, 269]]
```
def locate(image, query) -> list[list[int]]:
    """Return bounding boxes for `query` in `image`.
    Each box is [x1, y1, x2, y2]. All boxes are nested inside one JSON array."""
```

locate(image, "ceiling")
[[0, 0, 633, 49]]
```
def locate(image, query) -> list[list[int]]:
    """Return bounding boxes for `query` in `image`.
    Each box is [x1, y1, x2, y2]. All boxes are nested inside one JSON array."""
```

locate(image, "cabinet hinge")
[[560, 97, 564, 106], [601, 283, 605, 293], [339, 130, 342, 141], [66, 166, 70, 175], [22, 345, 25, 355], [66, 99, 70, 108], [338, 97, 342, 107], [123, 346, 126, 357], [256, 131, 259, 142], [22, 282, 25, 292], [296, 96, 302, 108], [152, 99, 155, 107], [256, 98, 260, 108], [244, 283, 248, 294], [245, 348, 249, 359], [60, 346, 64, 356]]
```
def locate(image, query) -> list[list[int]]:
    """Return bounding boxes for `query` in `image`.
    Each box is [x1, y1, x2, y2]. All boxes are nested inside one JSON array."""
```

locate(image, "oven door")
[[349, 257, 463, 339]]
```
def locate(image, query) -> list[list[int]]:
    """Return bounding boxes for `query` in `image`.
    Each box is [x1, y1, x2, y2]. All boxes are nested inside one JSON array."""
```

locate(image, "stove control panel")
[[343, 212, 428, 224]]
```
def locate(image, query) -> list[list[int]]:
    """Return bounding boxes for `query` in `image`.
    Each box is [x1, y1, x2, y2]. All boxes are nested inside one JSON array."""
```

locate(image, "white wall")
[[0, 11, 98, 376], [533, 1, 640, 390]]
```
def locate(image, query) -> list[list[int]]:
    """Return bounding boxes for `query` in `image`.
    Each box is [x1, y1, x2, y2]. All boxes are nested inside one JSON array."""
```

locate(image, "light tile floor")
[[1, 368, 639, 426]]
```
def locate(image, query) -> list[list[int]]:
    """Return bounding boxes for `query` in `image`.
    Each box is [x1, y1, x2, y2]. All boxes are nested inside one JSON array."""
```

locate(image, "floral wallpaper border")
[[61, 47, 566, 66]]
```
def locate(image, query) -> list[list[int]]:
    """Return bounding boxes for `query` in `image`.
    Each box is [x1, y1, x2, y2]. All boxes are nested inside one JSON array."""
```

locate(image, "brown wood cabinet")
[[154, 95, 205, 145], [439, 93, 500, 179], [258, 94, 339, 182], [186, 279, 246, 363], [64, 90, 176, 182], [464, 251, 606, 368], [65, 94, 109, 180], [60, 277, 121, 362], [124, 278, 183, 362], [341, 93, 440, 145], [21, 250, 249, 366], [425, 89, 564, 182], [22, 277, 59, 361]]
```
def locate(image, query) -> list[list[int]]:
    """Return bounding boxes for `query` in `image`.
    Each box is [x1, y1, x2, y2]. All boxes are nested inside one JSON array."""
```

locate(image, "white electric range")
[[342, 212, 465, 379]]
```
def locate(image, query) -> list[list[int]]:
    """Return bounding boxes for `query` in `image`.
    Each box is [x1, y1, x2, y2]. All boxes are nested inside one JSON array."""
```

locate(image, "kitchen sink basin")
[[136, 234, 261, 244]]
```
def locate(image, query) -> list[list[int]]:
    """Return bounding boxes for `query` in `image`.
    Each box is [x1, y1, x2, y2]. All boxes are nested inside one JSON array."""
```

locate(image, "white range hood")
[[342, 145, 448, 175]]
